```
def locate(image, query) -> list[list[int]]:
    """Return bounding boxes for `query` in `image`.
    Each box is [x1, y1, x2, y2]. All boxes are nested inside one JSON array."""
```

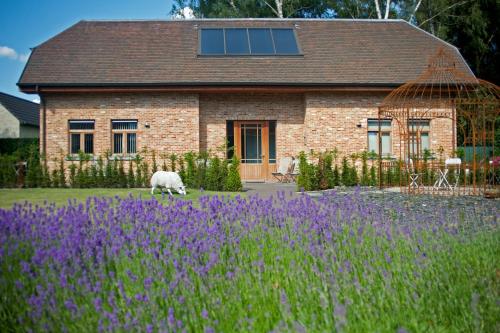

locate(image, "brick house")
[[18, 19, 474, 181]]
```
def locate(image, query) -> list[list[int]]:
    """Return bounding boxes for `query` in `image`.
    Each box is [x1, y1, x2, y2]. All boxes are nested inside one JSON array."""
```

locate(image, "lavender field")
[[0, 190, 498, 332]]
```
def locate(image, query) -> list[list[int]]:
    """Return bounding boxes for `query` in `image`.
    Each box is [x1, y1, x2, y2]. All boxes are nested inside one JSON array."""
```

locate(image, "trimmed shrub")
[[206, 156, 222, 191], [224, 155, 242, 192], [127, 161, 135, 188], [369, 165, 377, 186], [340, 157, 350, 186], [184, 152, 197, 188], [297, 152, 312, 191], [169, 154, 177, 172], [360, 151, 370, 186], [178, 157, 186, 183], [118, 161, 127, 188], [152, 151, 158, 174]]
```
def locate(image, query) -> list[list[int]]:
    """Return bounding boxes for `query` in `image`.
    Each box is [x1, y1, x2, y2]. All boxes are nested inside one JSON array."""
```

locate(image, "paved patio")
[[243, 182, 299, 199]]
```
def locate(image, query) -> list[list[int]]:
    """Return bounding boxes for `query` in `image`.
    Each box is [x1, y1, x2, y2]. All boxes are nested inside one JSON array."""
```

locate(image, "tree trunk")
[[409, 0, 423, 23], [374, 0, 382, 19], [275, 0, 283, 18], [384, 0, 391, 19]]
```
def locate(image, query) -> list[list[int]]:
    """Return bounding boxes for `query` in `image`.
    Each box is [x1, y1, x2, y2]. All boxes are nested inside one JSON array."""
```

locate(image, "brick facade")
[[199, 93, 305, 159], [41, 91, 455, 174], [42, 93, 198, 169]]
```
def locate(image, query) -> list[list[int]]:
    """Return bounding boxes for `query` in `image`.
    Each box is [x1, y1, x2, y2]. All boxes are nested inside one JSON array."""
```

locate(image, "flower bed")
[[0, 191, 497, 332]]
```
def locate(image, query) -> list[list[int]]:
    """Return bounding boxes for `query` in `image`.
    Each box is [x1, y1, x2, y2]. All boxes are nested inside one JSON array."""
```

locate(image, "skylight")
[[200, 28, 300, 56]]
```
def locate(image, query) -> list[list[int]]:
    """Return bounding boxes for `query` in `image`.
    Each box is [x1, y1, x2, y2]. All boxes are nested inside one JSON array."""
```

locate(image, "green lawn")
[[0, 188, 244, 209]]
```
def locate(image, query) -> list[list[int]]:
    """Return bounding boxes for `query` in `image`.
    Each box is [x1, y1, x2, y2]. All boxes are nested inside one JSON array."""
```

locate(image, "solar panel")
[[201, 29, 224, 55], [225, 28, 250, 54], [248, 28, 274, 54], [272, 29, 299, 54], [200, 28, 300, 56]]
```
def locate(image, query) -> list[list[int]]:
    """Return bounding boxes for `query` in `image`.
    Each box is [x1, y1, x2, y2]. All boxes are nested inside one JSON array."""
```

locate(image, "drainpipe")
[[37, 86, 47, 156]]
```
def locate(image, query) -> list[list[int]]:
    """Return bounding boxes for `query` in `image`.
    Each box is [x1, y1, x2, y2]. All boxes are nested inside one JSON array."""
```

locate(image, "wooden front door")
[[234, 121, 269, 181]]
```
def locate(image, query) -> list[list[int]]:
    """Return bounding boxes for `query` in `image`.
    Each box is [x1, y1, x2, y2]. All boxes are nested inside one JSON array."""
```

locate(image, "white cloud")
[[32, 98, 40, 104], [0, 46, 17, 59], [172, 7, 195, 19], [0, 45, 29, 62], [18, 53, 29, 62]]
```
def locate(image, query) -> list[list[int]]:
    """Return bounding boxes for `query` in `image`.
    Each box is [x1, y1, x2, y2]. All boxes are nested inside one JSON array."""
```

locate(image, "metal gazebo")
[[378, 48, 500, 196]]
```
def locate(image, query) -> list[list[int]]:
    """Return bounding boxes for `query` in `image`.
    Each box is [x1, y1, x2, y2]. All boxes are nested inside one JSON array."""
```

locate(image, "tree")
[[171, 0, 328, 18]]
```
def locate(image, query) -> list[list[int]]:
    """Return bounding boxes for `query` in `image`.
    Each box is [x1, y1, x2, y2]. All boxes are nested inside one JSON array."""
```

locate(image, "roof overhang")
[[18, 82, 401, 94]]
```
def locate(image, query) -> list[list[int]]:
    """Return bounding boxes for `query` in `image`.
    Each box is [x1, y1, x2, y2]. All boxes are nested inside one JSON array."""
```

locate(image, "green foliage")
[[206, 156, 223, 191], [297, 152, 314, 191], [89, 163, 98, 188], [196, 152, 209, 189], [340, 157, 351, 186], [68, 164, 77, 188], [97, 157, 104, 186], [0, 155, 17, 187], [333, 164, 340, 187], [132, 155, 142, 188], [169, 154, 177, 172], [323, 153, 335, 189], [142, 160, 150, 188], [316, 155, 328, 190], [184, 152, 197, 188], [360, 151, 370, 186], [0, 149, 242, 191], [224, 155, 242, 192], [118, 161, 127, 188], [178, 157, 186, 183], [152, 151, 158, 174], [59, 157, 66, 187], [25, 145, 42, 188], [127, 161, 135, 188], [0, 138, 38, 156], [369, 165, 377, 186]]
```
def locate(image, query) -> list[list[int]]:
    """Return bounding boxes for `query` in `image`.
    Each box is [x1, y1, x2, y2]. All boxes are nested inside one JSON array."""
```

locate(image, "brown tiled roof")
[[18, 19, 474, 90]]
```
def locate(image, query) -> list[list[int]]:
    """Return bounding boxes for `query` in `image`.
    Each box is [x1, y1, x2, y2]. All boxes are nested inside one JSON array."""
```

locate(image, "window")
[[367, 119, 392, 156], [200, 28, 300, 56], [69, 120, 94, 154], [409, 119, 430, 156], [226, 120, 234, 160], [112, 120, 138, 154], [269, 121, 276, 164], [241, 124, 262, 164]]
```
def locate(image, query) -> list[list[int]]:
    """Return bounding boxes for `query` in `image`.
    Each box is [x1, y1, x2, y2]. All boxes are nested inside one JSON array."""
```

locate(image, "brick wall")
[[199, 93, 306, 158], [304, 92, 385, 156], [305, 92, 455, 159], [41, 91, 455, 172], [42, 93, 199, 168]]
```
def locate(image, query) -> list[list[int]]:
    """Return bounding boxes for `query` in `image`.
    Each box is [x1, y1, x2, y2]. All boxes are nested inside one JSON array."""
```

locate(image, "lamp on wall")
[[356, 123, 362, 128], [145, 122, 150, 129]]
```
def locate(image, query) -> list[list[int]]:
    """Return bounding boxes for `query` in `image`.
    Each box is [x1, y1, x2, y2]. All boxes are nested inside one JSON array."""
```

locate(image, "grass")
[[0, 188, 243, 209]]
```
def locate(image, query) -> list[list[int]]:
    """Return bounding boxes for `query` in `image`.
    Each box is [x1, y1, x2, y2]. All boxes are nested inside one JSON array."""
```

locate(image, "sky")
[[0, 0, 175, 102]]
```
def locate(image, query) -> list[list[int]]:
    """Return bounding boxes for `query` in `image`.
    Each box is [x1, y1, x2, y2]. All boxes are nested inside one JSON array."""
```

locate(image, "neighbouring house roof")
[[17, 19, 474, 91], [0, 92, 39, 126]]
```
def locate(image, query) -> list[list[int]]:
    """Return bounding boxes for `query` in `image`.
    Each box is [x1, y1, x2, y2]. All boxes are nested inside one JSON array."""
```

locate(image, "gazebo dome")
[[379, 48, 500, 118]]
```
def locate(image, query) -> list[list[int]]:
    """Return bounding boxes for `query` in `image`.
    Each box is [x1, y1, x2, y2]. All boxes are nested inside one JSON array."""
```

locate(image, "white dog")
[[150, 171, 186, 196]]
